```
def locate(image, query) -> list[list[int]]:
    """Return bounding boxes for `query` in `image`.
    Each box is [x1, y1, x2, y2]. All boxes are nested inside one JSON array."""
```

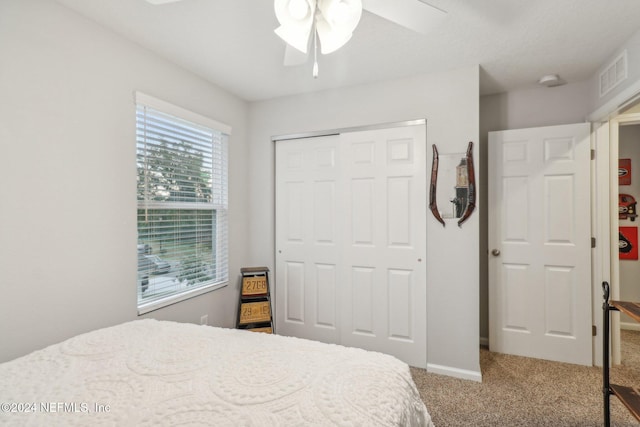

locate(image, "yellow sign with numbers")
[[239, 301, 271, 324], [241, 276, 268, 296], [247, 327, 273, 334]]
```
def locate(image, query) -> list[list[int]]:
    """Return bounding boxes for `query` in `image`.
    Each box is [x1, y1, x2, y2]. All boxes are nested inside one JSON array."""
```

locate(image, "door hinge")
[[592, 325, 597, 336], [591, 149, 596, 160], [591, 237, 596, 248]]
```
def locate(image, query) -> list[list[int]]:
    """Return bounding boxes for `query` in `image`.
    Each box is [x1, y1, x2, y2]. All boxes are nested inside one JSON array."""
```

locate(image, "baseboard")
[[427, 363, 482, 382], [621, 321, 640, 331], [479, 336, 489, 347]]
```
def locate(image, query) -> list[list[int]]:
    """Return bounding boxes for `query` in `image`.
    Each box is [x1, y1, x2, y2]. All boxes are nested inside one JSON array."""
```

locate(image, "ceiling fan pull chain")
[[313, 27, 319, 78]]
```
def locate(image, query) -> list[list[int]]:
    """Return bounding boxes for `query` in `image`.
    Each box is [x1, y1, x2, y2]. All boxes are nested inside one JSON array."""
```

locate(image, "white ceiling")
[[54, 0, 640, 102]]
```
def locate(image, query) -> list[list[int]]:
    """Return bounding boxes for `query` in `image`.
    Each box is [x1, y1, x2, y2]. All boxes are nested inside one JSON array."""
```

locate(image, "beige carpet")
[[410, 330, 640, 426]]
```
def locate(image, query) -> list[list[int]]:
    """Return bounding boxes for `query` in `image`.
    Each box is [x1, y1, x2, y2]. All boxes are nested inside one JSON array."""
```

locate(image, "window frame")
[[135, 92, 231, 315]]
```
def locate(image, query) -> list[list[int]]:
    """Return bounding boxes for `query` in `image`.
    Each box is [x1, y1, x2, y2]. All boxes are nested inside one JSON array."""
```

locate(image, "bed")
[[0, 319, 433, 426]]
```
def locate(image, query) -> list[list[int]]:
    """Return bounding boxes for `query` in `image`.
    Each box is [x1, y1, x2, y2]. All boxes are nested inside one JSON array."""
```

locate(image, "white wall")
[[0, 0, 250, 362], [481, 80, 592, 132], [248, 66, 481, 379], [619, 124, 640, 326]]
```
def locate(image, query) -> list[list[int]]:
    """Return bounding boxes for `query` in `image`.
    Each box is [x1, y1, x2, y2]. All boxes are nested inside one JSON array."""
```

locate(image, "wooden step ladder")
[[236, 267, 273, 333]]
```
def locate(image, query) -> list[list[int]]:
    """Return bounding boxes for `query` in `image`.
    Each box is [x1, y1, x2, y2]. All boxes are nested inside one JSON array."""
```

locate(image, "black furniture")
[[602, 281, 640, 426]]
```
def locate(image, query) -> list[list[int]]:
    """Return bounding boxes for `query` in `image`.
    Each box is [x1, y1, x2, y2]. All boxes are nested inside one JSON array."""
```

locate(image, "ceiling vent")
[[600, 50, 627, 97]]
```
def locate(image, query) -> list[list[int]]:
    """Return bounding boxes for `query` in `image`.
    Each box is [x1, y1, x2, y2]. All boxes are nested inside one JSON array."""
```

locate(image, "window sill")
[[137, 281, 227, 315]]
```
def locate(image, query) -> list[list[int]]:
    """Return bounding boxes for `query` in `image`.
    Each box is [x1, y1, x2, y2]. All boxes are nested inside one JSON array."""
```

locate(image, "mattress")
[[0, 319, 433, 426]]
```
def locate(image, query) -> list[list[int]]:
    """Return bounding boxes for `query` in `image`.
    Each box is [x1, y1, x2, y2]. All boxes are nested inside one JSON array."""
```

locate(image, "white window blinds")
[[135, 93, 230, 313]]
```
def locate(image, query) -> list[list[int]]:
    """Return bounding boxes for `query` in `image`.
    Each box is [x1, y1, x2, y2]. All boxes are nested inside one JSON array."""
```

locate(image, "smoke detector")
[[537, 74, 565, 88]]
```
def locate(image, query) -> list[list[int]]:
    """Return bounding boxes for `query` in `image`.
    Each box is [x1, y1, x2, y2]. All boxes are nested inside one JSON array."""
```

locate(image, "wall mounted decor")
[[457, 141, 476, 227], [620, 226, 638, 260], [619, 193, 638, 221], [429, 141, 475, 227], [619, 158, 632, 185], [429, 144, 445, 227]]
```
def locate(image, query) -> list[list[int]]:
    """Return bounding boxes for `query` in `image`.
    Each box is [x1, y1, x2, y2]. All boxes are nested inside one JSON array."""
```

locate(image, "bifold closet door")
[[275, 124, 427, 368]]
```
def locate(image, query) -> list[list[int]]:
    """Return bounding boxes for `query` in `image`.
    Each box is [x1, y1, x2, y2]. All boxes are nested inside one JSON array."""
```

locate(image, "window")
[[135, 92, 230, 314]]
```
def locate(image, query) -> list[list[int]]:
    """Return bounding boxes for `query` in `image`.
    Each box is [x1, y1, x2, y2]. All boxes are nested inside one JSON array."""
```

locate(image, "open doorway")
[[616, 119, 640, 365], [599, 103, 640, 366], [590, 99, 640, 367]]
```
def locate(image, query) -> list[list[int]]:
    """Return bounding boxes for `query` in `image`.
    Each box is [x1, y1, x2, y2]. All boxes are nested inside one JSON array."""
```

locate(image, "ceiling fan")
[[145, 0, 447, 77]]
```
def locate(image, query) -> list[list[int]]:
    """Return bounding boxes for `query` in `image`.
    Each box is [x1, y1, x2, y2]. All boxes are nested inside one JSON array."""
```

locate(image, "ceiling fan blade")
[[145, 0, 184, 5], [283, 44, 309, 66], [362, 0, 446, 35]]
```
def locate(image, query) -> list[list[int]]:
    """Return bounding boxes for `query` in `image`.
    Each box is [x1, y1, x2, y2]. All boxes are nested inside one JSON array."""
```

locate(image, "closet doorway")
[[274, 121, 428, 368]]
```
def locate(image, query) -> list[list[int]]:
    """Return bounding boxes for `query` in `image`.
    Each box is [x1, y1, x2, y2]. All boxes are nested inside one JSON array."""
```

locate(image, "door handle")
[[491, 249, 501, 256]]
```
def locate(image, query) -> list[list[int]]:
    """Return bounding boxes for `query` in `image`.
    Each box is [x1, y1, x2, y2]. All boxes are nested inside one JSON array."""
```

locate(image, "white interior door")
[[275, 124, 427, 368], [488, 123, 592, 366]]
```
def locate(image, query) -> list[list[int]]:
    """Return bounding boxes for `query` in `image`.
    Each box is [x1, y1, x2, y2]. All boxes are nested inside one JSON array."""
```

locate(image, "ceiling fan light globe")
[[274, 0, 316, 26], [319, 0, 362, 31], [326, 1, 347, 24], [274, 0, 315, 53], [288, 0, 310, 20]]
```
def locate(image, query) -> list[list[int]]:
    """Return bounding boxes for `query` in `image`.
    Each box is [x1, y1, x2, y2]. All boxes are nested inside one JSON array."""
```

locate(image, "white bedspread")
[[0, 319, 433, 426]]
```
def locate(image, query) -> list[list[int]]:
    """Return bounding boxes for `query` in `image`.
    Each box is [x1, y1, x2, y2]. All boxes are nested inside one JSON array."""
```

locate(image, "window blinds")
[[135, 93, 229, 313]]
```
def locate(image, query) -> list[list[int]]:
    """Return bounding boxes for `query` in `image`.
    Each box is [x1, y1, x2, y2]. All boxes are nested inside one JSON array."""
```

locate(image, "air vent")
[[600, 50, 628, 97]]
